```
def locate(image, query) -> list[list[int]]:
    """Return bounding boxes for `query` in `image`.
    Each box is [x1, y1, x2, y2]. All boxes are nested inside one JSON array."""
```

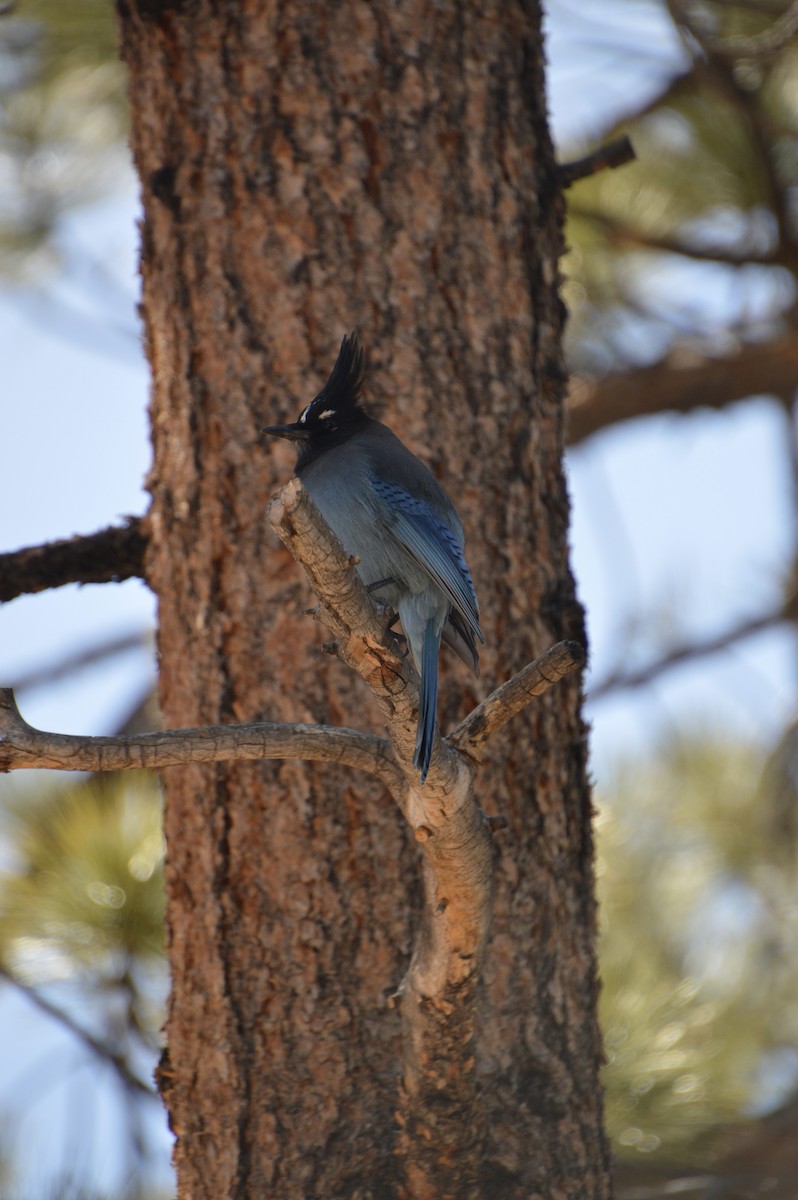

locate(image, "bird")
[[263, 332, 483, 783]]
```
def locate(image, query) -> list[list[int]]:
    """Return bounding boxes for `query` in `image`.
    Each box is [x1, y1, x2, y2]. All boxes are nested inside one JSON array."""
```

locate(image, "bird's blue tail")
[[413, 618, 440, 783]]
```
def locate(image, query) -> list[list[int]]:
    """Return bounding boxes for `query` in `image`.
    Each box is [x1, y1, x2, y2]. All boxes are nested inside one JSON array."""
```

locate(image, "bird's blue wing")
[[371, 479, 483, 643]]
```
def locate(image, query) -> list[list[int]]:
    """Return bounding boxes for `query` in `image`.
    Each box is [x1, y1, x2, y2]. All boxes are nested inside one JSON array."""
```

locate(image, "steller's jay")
[[264, 333, 483, 783]]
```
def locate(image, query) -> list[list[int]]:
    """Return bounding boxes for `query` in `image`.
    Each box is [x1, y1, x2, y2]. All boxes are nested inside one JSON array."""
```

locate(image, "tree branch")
[[268, 479, 493, 1184], [566, 332, 798, 445], [665, 0, 794, 254], [588, 603, 793, 702], [450, 640, 585, 762], [265, 478, 573, 1187], [0, 691, 404, 792], [714, 1, 798, 60], [0, 518, 147, 603], [558, 135, 636, 188], [266, 476, 450, 788], [11, 630, 151, 692], [0, 963, 156, 1100], [570, 205, 779, 267]]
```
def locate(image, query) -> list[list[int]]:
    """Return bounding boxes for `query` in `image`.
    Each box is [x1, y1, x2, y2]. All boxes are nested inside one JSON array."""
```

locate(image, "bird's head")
[[263, 332, 366, 450]]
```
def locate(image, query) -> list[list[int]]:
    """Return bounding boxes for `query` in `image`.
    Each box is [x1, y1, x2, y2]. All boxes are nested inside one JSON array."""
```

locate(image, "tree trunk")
[[116, 2, 611, 1196]]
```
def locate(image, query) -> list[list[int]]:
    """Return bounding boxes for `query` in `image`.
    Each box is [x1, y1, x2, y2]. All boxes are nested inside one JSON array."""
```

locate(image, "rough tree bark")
[[116, 2, 611, 1197]]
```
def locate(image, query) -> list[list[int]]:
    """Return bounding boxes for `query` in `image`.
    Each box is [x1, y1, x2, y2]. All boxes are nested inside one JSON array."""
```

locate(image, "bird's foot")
[[366, 577, 396, 595]]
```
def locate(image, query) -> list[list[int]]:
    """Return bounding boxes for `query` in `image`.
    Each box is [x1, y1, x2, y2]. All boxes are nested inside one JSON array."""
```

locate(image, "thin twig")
[[450, 641, 586, 762], [588, 605, 792, 702], [558, 136, 636, 188], [713, 0, 798, 59], [12, 630, 152, 692], [0, 963, 156, 1099], [570, 205, 778, 267], [665, 0, 793, 253]]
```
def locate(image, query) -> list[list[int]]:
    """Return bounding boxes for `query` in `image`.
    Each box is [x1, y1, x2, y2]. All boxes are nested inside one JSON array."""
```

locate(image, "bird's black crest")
[[298, 332, 365, 429]]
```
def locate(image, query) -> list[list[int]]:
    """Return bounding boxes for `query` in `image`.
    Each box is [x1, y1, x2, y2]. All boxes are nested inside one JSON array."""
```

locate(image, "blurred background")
[[0, 2, 796, 1196]]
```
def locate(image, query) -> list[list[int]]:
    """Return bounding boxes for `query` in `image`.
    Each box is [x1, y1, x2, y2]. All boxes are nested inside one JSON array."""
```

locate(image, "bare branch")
[[0, 689, 404, 792], [713, 0, 798, 60], [665, 0, 794, 252], [270, 478, 491, 1180], [0, 963, 156, 1099], [0, 518, 147, 603], [450, 641, 586, 762], [714, 67, 793, 258], [588, 603, 793, 702], [570, 205, 779, 267], [558, 135, 636, 188], [267, 477, 438, 785], [567, 332, 798, 445], [12, 629, 152, 692]]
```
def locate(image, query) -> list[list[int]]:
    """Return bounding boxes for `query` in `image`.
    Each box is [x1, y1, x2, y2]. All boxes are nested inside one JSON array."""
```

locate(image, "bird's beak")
[[261, 422, 307, 442]]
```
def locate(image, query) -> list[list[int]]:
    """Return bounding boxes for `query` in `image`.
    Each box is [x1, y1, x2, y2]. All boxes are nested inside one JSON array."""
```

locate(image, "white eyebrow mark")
[[318, 409, 335, 420]]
